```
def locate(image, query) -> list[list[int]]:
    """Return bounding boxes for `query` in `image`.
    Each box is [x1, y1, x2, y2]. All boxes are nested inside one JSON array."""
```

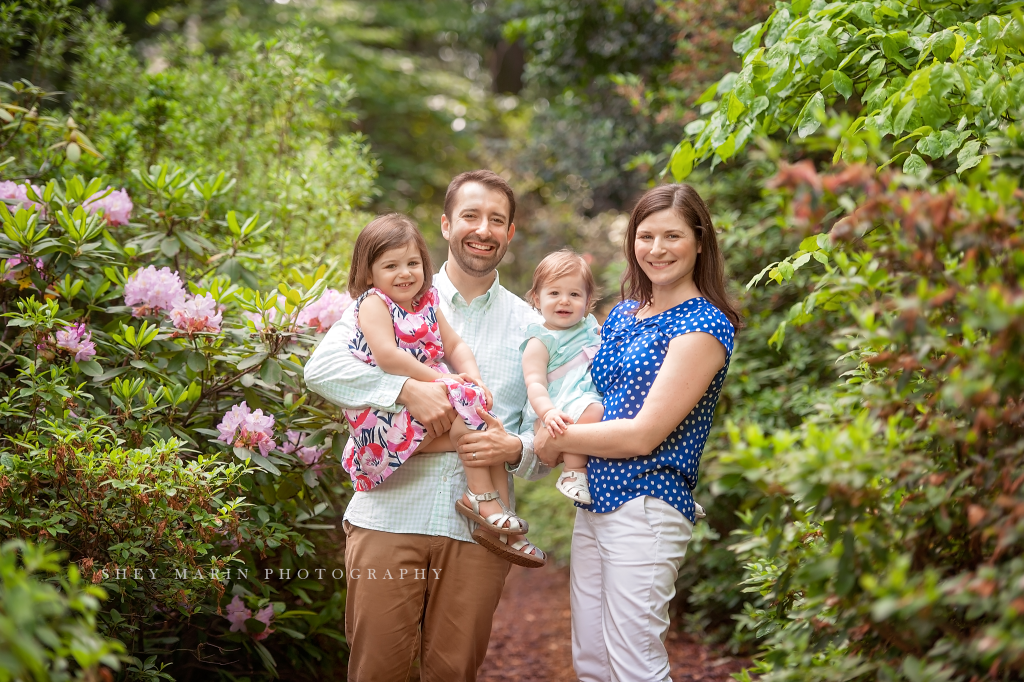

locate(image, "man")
[[304, 170, 549, 681]]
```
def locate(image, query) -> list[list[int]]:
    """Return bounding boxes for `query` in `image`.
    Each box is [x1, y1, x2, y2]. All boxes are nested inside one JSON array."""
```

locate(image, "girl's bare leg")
[[560, 403, 603, 482], [453, 420, 506, 521]]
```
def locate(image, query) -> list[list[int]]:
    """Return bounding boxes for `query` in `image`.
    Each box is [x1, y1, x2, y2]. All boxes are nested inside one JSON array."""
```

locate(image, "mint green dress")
[[521, 314, 603, 425]]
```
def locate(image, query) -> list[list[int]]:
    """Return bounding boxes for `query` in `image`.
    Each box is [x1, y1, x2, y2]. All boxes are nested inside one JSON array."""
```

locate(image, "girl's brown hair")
[[347, 213, 434, 301], [526, 248, 600, 313], [620, 184, 743, 329]]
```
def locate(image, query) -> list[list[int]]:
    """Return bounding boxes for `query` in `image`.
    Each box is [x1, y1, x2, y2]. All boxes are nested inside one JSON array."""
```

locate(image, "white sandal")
[[455, 489, 529, 535], [556, 470, 592, 504], [472, 527, 546, 568]]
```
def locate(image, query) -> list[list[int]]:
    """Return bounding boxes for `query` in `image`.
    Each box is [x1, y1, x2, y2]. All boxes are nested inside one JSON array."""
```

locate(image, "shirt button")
[[442, 476, 448, 482]]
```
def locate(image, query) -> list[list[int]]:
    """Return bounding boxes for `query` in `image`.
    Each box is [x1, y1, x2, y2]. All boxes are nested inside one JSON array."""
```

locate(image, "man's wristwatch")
[[504, 437, 526, 473]]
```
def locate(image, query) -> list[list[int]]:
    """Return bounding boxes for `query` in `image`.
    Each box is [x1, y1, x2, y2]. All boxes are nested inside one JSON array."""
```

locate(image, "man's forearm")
[[304, 311, 407, 411], [507, 428, 550, 481]]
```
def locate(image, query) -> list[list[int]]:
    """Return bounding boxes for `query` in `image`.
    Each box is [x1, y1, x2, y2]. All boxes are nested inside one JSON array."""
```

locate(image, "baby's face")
[[535, 274, 588, 330]]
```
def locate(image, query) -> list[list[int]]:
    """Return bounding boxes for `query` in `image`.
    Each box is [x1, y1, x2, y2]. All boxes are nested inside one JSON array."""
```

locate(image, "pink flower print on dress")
[[123, 266, 187, 317], [347, 409, 379, 436], [355, 442, 388, 477]]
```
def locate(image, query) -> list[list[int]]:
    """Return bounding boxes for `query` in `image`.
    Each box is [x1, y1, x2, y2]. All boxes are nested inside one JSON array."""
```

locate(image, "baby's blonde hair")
[[526, 249, 599, 313]]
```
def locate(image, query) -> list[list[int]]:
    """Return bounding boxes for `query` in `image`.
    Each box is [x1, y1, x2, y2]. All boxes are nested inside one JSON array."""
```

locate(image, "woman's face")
[[633, 208, 701, 291], [368, 241, 424, 307]]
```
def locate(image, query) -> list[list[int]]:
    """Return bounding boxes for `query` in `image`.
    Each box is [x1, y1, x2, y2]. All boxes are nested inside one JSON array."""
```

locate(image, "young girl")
[[340, 213, 532, 542], [522, 249, 604, 504]]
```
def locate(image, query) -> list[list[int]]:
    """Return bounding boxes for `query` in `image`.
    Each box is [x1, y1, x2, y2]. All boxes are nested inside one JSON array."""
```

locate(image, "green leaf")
[[932, 30, 956, 62], [733, 22, 764, 55], [893, 100, 915, 136], [956, 139, 983, 174], [160, 237, 180, 258], [903, 153, 927, 175], [237, 352, 268, 371], [76, 360, 103, 376], [261, 358, 282, 386], [670, 143, 695, 182], [833, 71, 853, 101], [249, 452, 281, 476], [727, 92, 746, 123], [186, 352, 207, 372], [797, 91, 826, 138]]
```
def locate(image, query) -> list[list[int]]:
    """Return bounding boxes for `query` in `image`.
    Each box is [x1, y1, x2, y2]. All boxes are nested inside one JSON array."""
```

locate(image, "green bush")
[[0, 539, 123, 682], [1, 4, 374, 679], [722, 164, 1024, 681]]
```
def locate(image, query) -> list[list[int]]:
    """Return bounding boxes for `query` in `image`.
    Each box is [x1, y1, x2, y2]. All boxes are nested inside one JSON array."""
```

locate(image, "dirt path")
[[479, 564, 749, 682]]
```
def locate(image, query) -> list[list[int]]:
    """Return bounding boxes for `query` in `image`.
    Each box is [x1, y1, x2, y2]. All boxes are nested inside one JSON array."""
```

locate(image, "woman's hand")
[[542, 408, 574, 436], [533, 427, 565, 468]]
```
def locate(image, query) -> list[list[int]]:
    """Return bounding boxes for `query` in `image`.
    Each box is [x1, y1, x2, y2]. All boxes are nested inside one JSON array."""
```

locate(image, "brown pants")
[[344, 521, 510, 681]]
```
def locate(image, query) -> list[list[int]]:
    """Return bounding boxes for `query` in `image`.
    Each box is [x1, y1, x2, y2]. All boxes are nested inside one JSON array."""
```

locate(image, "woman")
[[534, 183, 742, 682]]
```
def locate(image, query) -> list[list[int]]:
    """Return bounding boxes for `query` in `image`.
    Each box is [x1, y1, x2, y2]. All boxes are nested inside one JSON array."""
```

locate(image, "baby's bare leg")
[[563, 403, 603, 474]]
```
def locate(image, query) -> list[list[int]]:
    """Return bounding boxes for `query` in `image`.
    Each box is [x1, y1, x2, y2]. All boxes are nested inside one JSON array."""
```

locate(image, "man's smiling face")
[[441, 181, 515, 277]]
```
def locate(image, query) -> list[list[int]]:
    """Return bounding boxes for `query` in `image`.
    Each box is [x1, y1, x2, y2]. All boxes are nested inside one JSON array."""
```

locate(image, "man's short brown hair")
[[443, 170, 516, 226]]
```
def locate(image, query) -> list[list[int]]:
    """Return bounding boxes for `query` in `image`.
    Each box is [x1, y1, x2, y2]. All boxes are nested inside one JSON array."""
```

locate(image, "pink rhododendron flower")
[[0, 180, 46, 215], [53, 323, 97, 362], [281, 430, 324, 466], [252, 605, 275, 641], [225, 596, 249, 633], [123, 266, 187, 316], [217, 401, 276, 456], [84, 188, 133, 226], [170, 293, 223, 335], [244, 295, 291, 331], [224, 596, 273, 639], [297, 289, 352, 333], [2, 255, 45, 287]]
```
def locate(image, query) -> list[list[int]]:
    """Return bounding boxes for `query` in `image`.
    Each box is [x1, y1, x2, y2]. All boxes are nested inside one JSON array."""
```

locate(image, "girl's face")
[[535, 273, 589, 330], [634, 208, 701, 291], [368, 242, 424, 307]]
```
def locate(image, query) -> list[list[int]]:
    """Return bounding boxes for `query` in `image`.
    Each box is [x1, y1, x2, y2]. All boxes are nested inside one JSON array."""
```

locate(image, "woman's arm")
[[358, 296, 441, 383], [537, 332, 726, 460], [522, 338, 556, 420]]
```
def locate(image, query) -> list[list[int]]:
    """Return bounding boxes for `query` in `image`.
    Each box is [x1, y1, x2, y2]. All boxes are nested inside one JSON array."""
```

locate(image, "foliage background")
[[4, 0, 1024, 680]]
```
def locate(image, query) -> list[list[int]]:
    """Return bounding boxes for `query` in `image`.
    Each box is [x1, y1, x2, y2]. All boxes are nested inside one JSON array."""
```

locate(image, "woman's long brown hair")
[[620, 184, 743, 329]]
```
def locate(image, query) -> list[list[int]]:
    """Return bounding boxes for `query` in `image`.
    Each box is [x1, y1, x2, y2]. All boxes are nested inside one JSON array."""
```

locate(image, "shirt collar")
[[435, 261, 501, 307]]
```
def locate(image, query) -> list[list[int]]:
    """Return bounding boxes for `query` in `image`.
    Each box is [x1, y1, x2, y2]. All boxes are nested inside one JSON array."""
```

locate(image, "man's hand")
[[533, 427, 564, 468], [457, 408, 522, 468], [398, 379, 456, 440]]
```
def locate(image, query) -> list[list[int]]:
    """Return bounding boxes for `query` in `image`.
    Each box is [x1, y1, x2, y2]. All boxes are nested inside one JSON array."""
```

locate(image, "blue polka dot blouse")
[[585, 297, 736, 523]]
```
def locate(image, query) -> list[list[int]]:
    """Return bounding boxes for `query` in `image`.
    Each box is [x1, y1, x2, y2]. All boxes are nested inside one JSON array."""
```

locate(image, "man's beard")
[[450, 238, 508, 277]]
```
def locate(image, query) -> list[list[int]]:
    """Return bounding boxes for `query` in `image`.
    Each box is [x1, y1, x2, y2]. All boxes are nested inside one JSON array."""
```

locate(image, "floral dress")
[[341, 286, 491, 491]]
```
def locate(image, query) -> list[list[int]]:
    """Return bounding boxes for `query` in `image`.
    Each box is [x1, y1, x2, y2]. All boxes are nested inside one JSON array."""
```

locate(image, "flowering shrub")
[[0, 9, 372, 677]]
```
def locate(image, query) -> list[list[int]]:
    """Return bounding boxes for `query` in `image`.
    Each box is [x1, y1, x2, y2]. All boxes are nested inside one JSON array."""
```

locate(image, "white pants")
[[570, 496, 693, 682]]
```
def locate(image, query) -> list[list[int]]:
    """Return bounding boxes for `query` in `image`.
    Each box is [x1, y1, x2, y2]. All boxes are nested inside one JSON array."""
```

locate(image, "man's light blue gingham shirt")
[[304, 263, 550, 542]]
